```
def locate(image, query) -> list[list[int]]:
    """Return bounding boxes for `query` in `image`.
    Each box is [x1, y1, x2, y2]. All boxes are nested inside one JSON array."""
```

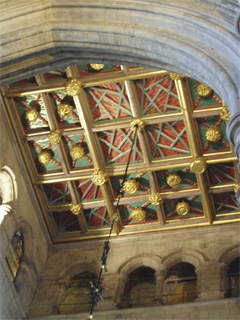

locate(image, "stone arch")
[[162, 249, 207, 271], [53, 260, 100, 313], [1, 1, 239, 117], [218, 244, 240, 266], [115, 254, 162, 306], [118, 254, 163, 278]]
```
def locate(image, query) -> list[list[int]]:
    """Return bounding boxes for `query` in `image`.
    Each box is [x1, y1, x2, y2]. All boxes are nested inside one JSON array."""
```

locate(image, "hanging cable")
[[87, 128, 138, 320]]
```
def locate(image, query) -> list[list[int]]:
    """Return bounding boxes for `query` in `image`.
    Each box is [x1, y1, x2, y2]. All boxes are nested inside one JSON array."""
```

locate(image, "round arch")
[[1, 1, 239, 117], [218, 244, 240, 266]]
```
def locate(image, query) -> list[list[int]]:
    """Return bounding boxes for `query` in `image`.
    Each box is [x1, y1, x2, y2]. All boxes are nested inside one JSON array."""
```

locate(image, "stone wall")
[[30, 298, 240, 320], [27, 223, 240, 318], [0, 94, 50, 319]]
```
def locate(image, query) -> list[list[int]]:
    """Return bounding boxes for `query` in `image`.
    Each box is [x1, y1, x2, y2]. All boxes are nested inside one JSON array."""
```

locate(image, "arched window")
[[226, 257, 240, 297], [59, 272, 95, 314], [162, 262, 197, 305], [121, 267, 155, 308], [5, 230, 23, 281]]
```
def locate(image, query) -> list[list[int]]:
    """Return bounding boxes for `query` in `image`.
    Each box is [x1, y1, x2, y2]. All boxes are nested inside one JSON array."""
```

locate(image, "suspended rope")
[[87, 128, 138, 319]]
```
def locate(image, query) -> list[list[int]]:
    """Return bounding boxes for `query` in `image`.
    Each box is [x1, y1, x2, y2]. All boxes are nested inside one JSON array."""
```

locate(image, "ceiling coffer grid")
[[2, 64, 239, 243]]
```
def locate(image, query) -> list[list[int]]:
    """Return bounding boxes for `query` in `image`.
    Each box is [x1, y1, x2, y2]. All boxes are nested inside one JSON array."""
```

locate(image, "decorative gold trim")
[[220, 105, 231, 121], [65, 78, 83, 96], [206, 125, 221, 142], [57, 101, 73, 117], [92, 169, 108, 186], [26, 109, 39, 122], [130, 118, 145, 131], [189, 157, 206, 174], [90, 64, 105, 70], [131, 207, 146, 222], [38, 150, 51, 164], [70, 203, 83, 215], [166, 173, 182, 188], [48, 130, 61, 144], [169, 73, 185, 80], [70, 145, 85, 160], [197, 83, 212, 97], [234, 184, 239, 193], [149, 193, 163, 206], [123, 179, 139, 194], [176, 201, 190, 215]]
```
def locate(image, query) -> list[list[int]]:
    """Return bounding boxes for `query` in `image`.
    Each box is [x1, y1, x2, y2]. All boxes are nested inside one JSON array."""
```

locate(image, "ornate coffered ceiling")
[[2, 64, 240, 243]]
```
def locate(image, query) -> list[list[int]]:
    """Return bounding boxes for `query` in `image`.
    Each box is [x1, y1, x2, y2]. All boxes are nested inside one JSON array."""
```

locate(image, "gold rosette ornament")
[[130, 118, 145, 132], [92, 169, 108, 186], [57, 102, 73, 117], [169, 73, 184, 80], [90, 64, 104, 70], [206, 125, 221, 142], [48, 130, 61, 144], [189, 157, 206, 174], [26, 109, 39, 122], [131, 207, 146, 222], [65, 77, 82, 96], [149, 193, 163, 206], [123, 179, 139, 194], [220, 105, 231, 121], [197, 83, 212, 97], [167, 173, 182, 188], [70, 145, 85, 160], [176, 201, 190, 216], [38, 150, 51, 164], [70, 203, 82, 215]]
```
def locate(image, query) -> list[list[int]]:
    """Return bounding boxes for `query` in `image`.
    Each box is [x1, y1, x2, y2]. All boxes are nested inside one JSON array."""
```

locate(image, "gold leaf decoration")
[[92, 169, 108, 186], [26, 109, 39, 122], [57, 102, 73, 117], [70, 203, 82, 215], [197, 83, 212, 97], [48, 130, 61, 144], [70, 145, 85, 160], [90, 64, 105, 70], [167, 173, 182, 188], [234, 184, 239, 194], [38, 150, 51, 164], [220, 105, 231, 121], [206, 125, 221, 142], [169, 73, 184, 80], [189, 157, 206, 174], [123, 179, 139, 194], [65, 77, 82, 96], [176, 201, 190, 216], [131, 207, 146, 222], [149, 193, 163, 206], [130, 118, 145, 132]]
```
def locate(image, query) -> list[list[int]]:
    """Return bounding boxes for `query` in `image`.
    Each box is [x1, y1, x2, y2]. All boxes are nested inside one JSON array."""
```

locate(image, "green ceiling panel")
[[76, 64, 121, 77], [42, 183, 71, 207], [119, 202, 158, 226], [42, 69, 67, 83], [13, 95, 49, 133], [207, 162, 236, 187], [163, 196, 204, 220], [29, 139, 63, 174], [75, 179, 103, 202], [83, 207, 111, 229], [188, 78, 222, 110], [52, 211, 81, 233], [156, 167, 198, 192]]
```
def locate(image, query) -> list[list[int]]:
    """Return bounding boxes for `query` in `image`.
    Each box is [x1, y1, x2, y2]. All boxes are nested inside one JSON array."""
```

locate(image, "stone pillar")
[[114, 275, 129, 307], [52, 279, 68, 314], [153, 270, 167, 305], [196, 262, 227, 301], [227, 112, 240, 207], [227, 112, 240, 172]]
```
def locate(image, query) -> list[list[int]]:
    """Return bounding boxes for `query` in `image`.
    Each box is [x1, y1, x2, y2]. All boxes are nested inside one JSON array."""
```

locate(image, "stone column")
[[153, 270, 167, 305], [114, 275, 129, 307], [196, 262, 228, 301], [52, 279, 68, 314], [227, 112, 240, 207]]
